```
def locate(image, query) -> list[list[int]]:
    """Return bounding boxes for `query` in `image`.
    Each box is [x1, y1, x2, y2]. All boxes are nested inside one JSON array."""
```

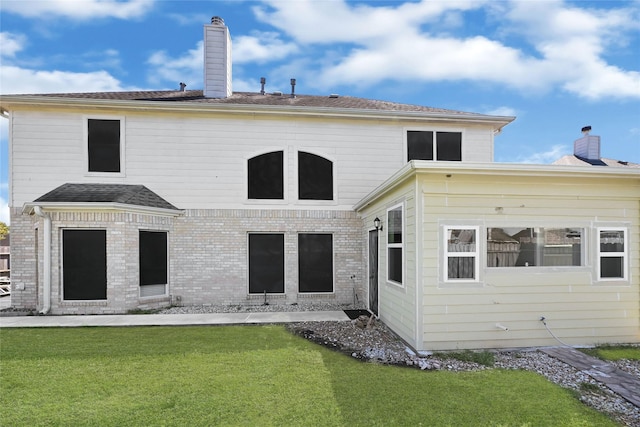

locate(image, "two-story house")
[[1, 17, 638, 351]]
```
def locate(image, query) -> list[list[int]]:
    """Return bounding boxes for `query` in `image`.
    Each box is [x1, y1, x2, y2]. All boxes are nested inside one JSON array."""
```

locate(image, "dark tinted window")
[[436, 132, 462, 161], [407, 131, 433, 161], [139, 231, 168, 286], [249, 234, 284, 293], [298, 152, 333, 200], [88, 119, 120, 172], [299, 234, 333, 292], [248, 151, 284, 199], [63, 229, 107, 300]]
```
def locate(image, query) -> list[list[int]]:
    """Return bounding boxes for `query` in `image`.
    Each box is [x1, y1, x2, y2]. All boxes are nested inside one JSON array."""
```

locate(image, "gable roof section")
[[34, 183, 179, 210]]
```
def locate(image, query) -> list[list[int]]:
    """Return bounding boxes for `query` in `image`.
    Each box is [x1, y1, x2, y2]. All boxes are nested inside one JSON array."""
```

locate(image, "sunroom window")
[[486, 227, 583, 268], [387, 204, 403, 284], [598, 228, 627, 280], [445, 227, 479, 281]]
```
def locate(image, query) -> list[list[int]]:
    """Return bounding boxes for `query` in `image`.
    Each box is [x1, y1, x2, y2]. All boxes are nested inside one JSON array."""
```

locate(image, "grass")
[[1, 326, 618, 427], [580, 344, 640, 361]]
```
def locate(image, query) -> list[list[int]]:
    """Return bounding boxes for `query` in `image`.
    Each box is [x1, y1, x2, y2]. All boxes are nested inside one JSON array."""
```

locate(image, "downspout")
[[33, 206, 51, 314]]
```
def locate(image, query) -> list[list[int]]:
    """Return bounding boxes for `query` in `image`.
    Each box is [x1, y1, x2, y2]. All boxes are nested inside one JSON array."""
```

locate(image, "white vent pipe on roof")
[[33, 206, 51, 314]]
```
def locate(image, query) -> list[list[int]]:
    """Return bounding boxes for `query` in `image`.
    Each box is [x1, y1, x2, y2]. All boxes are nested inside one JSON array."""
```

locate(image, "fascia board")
[[22, 202, 184, 217], [0, 95, 515, 128], [354, 161, 640, 211]]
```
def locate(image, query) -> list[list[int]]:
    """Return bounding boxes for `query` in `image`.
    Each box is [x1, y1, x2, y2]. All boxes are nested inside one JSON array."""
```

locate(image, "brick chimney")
[[574, 126, 601, 161], [204, 16, 232, 98]]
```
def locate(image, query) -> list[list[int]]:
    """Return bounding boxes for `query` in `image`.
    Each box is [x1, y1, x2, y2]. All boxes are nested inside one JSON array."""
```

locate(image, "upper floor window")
[[87, 118, 122, 173], [298, 151, 333, 200], [487, 227, 584, 268], [248, 151, 284, 199], [598, 228, 627, 280], [387, 204, 403, 285], [407, 131, 461, 162]]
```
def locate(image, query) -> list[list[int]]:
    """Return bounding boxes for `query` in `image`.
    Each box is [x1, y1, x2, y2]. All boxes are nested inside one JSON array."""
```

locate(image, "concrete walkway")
[[0, 310, 350, 328], [542, 347, 640, 408]]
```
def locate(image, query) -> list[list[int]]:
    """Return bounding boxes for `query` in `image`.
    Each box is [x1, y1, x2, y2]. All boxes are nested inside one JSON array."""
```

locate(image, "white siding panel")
[[419, 173, 639, 350]]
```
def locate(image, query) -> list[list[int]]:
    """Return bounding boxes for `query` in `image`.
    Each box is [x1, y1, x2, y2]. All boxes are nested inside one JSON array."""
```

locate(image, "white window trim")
[[83, 115, 126, 177], [404, 127, 465, 162], [139, 229, 169, 299], [244, 148, 288, 204], [444, 226, 480, 283], [295, 149, 337, 205], [386, 203, 404, 287], [597, 227, 628, 281]]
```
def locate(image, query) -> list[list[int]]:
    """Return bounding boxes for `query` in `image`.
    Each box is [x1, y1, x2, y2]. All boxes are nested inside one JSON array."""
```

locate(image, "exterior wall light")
[[374, 217, 383, 231]]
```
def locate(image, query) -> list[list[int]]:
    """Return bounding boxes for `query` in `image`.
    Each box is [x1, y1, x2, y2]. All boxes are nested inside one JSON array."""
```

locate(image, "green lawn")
[[580, 344, 640, 361], [1, 326, 618, 427]]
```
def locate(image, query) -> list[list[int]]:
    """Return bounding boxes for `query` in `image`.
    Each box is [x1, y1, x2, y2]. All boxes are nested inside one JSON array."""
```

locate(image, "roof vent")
[[260, 77, 266, 95], [290, 78, 296, 98], [179, 82, 186, 92], [272, 91, 282, 96], [211, 16, 225, 25], [329, 94, 340, 98]]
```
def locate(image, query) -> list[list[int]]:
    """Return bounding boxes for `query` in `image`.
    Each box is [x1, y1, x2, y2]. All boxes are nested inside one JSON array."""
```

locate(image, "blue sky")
[[1, 0, 639, 223]]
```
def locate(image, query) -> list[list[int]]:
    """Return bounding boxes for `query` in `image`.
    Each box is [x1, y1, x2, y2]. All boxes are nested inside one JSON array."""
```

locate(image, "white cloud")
[[146, 41, 203, 88], [0, 65, 125, 94], [0, 32, 26, 58], [515, 144, 568, 164], [249, 0, 640, 100], [485, 106, 517, 117], [1, 0, 155, 20], [234, 32, 299, 64]]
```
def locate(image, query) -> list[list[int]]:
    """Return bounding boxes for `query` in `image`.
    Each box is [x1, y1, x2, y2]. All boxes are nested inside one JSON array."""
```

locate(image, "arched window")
[[298, 151, 333, 200], [248, 151, 284, 199]]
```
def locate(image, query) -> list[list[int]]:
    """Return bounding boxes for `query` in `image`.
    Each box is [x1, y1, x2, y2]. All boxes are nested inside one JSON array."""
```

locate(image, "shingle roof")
[[553, 155, 640, 168], [34, 183, 179, 210], [26, 90, 490, 116]]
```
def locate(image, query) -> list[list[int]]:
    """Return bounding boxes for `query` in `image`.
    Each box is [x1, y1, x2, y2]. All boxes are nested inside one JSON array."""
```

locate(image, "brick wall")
[[9, 208, 364, 314]]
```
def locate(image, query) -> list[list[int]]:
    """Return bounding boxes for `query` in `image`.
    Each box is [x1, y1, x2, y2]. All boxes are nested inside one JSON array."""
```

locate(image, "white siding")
[[10, 109, 498, 209], [419, 173, 639, 350]]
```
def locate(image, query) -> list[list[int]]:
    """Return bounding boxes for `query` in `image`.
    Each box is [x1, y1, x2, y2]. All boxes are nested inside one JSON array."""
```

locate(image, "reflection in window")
[[486, 227, 583, 267], [248, 151, 284, 199], [446, 227, 478, 281], [598, 229, 626, 280]]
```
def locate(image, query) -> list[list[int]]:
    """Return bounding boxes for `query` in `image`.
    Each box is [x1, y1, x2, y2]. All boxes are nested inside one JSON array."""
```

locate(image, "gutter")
[[32, 206, 51, 315], [0, 95, 516, 129], [354, 161, 640, 211]]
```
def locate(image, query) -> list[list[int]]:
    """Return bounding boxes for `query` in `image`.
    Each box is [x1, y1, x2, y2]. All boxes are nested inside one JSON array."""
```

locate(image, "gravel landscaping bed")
[[160, 303, 640, 426]]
